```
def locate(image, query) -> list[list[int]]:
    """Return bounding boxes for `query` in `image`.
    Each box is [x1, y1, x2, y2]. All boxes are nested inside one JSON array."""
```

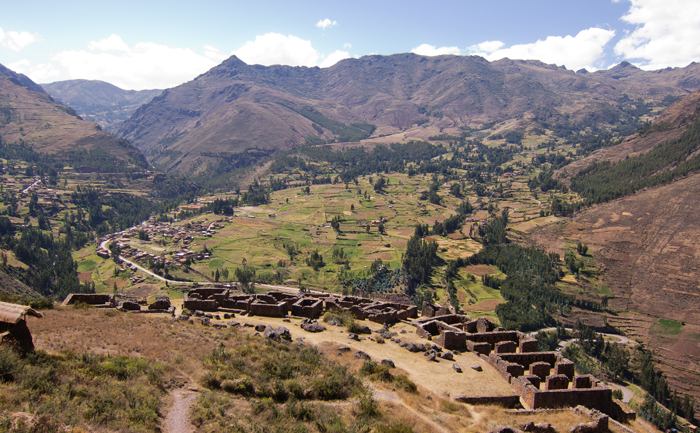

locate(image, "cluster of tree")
[[478, 210, 509, 245], [402, 234, 440, 297], [428, 199, 474, 237], [528, 170, 565, 192], [241, 179, 270, 206], [270, 141, 447, 182], [70, 187, 160, 237], [570, 115, 700, 204], [285, 105, 376, 142], [305, 249, 325, 271], [9, 226, 90, 299], [205, 197, 237, 215], [234, 266, 256, 294], [331, 247, 349, 265], [346, 265, 407, 295], [467, 244, 601, 331], [0, 140, 148, 176]]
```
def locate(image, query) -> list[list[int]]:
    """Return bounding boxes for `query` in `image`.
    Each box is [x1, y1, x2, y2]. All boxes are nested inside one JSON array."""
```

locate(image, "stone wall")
[[62, 294, 115, 308], [291, 298, 324, 319], [497, 352, 559, 370], [249, 301, 286, 317], [454, 395, 521, 407]]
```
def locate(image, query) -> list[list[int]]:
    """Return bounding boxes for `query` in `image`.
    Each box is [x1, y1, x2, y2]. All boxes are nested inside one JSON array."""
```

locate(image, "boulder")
[[337, 347, 351, 353], [264, 326, 291, 342], [301, 322, 326, 333], [254, 324, 267, 332], [427, 353, 437, 362], [348, 333, 360, 341], [355, 325, 372, 334], [471, 365, 483, 372], [406, 342, 421, 352], [354, 351, 371, 360], [453, 363, 462, 373], [213, 323, 227, 329], [441, 351, 454, 360], [227, 321, 240, 327], [381, 359, 395, 368]]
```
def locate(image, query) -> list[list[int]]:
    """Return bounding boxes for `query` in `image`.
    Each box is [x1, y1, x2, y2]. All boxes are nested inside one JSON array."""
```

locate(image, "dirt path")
[[372, 390, 450, 433], [165, 389, 199, 433]]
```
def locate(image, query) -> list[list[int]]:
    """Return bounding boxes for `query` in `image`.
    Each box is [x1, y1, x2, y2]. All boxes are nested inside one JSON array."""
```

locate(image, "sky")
[[1, 0, 699, 90]]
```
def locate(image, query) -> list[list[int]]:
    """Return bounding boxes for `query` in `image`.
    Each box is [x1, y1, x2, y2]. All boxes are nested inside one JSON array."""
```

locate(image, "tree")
[[449, 183, 462, 197], [109, 242, 121, 263], [378, 222, 385, 234]]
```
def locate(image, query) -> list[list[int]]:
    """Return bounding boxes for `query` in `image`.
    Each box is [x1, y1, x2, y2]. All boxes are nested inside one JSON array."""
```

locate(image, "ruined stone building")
[[0, 301, 43, 352]]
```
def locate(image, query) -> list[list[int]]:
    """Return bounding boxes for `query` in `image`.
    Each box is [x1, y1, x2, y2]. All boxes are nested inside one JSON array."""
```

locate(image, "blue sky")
[[1, 0, 699, 90]]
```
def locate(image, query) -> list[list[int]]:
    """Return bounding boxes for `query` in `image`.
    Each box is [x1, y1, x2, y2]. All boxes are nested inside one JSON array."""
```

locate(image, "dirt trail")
[[165, 389, 199, 433], [372, 390, 450, 433]]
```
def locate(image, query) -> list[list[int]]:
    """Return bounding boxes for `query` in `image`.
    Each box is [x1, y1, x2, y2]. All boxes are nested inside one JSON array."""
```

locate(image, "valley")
[[2, 53, 700, 432]]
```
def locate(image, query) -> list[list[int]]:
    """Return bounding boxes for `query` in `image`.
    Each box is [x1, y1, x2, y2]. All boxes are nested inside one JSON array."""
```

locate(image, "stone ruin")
[[182, 290, 417, 324], [421, 302, 451, 318], [415, 314, 635, 421], [325, 295, 418, 324], [61, 293, 116, 308], [0, 301, 43, 352]]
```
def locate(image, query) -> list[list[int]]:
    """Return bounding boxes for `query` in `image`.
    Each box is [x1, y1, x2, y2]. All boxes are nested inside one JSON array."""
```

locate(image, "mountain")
[[0, 65, 148, 171], [41, 79, 162, 133], [0, 63, 48, 95], [115, 53, 700, 173], [557, 90, 700, 180]]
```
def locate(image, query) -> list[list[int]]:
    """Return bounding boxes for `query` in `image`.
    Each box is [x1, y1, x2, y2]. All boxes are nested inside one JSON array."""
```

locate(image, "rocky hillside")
[[0, 65, 148, 171], [116, 54, 700, 173], [530, 90, 700, 402], [41, 79, 162, 133], [557, 90, 700, 179]]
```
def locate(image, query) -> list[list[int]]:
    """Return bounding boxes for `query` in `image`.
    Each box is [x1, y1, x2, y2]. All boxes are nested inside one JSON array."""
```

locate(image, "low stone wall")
[[454, 395, 521, 408], [62, 294, 115, 308], [497, 352, 559, 370], [183, 298, 219, 312]]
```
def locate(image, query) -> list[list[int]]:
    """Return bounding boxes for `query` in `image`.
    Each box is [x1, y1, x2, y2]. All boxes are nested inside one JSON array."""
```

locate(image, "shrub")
[[375, 421, 415, 433], [355, 389, 380, 418], [220, 377, 254, 395], [311, 366, 357, 400], [0, 348, 21, 382], [323, 308, 355, 326], [393, 375, 417, 393]]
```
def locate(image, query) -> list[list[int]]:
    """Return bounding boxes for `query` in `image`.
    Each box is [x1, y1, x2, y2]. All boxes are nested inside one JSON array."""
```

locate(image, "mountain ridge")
[[114, 53, 700, 173]]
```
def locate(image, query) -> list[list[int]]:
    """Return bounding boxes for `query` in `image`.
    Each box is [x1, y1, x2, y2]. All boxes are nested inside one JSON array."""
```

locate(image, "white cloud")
[[614, 0, 700, 70], [1, 29, 41, 52], [203, 45, 227, 62], [467, 40, 505, 53], [8, 59, 61, 82], [316, 19, 337, 30], [410, 44, 461, 56], [234, 33, 320, 67], [343, 43, 352, 49], [479, 27, 616, 71], [51, 37, 220, 89], [320, 50, 350, 68], [87, 34, 129, 52]]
